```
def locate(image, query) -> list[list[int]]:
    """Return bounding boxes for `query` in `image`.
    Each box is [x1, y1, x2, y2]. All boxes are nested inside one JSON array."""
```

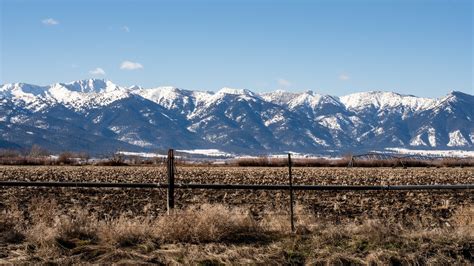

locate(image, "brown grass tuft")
[[0, 204, 25, 244], [99, 216, 157, 248], [156, 204, 266, 244]]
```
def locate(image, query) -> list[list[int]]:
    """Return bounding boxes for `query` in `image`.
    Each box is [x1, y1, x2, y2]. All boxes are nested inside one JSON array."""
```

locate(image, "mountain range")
[[0, 79, 473, 155]]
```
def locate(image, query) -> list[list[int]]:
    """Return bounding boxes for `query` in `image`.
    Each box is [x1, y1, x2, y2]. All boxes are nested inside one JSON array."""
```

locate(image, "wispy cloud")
[[120, 61, 143, 70], [121, 26, 130, 33], [89, 67, 106, 75], [42, 18, 59, 26], [277, 78, 292, 88], [339, 73, 350, 81]]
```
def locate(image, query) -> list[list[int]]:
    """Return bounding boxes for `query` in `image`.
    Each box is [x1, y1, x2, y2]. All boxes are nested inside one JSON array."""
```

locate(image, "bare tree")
[[29, 145, 49, 158]]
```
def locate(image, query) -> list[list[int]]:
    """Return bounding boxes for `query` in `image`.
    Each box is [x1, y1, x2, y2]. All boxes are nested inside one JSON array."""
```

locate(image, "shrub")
[[57, 152, 75, 165], [95, 153, 128, 166]]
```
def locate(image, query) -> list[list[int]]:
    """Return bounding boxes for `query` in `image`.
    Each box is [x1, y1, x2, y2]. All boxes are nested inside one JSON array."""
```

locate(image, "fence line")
[[1, 149, 473, 232]]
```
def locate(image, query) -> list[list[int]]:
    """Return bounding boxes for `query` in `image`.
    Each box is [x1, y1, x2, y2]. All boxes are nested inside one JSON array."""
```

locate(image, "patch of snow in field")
[[177, 149, 234, 157], [117, 151, 167, 158], [235, 153, 342, 159], [385, 148, 474, 158]]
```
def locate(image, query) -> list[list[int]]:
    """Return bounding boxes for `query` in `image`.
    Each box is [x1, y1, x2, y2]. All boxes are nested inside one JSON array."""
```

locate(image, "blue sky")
[[1, 0, 472, 97]]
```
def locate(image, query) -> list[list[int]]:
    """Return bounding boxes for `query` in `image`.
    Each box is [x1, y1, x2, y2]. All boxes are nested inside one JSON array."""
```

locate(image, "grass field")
[[1, 166, 473, 264]]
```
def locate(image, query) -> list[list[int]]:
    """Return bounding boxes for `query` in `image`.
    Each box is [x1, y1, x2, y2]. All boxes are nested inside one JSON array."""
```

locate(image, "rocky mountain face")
[[0, 79, 472, 155]]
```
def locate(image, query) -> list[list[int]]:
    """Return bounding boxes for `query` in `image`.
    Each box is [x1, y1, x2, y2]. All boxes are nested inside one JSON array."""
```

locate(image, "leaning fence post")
[[288, 153, 295, 233], [167, 149, 175, 214]]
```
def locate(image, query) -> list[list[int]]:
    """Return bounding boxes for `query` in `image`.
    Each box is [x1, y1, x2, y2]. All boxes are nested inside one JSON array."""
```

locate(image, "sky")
[[0, 0, 472, 97]]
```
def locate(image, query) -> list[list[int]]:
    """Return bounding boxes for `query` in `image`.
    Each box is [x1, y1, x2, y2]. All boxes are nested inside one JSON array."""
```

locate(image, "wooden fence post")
[[288, 153, 295, 233], [167, 149, 175, 214]]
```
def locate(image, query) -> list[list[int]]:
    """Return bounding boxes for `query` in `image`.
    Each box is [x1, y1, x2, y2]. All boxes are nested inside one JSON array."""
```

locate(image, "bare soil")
[[1, 166, 472, 225]]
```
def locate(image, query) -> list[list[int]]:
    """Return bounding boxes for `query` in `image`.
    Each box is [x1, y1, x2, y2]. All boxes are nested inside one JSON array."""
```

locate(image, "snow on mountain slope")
[[260, 90, 299, 105], [0, 79, 130, 112], [428, 128, 437, 147], [409, 127, 438, 147], [212, 87, 261, 103], [49, 80, 130, 111], [261, 90, 344, 114], [287, 91, 341, 110], [134, 86, 184, 107], [340, 91, 437, 112], [410, 134, 428, 146], [447, 130, 469, 147], [60, 79, 119, 93], [188, 87, 261, 119], [133, 86, 198, 116], [0, 83, 53, 112]]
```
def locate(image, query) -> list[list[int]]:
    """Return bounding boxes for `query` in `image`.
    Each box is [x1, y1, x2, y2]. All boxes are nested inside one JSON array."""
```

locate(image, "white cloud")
[[89, 67, 106, 75], [277, 78, 292, 88], [121, 26, 130, 33], [120, 61, 143, 70], [339, 73, 350, 81], [42, 18, 59, 26]]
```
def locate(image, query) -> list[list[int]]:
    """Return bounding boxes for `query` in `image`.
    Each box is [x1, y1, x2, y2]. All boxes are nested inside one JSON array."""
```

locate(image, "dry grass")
[[101, 216, 156, 248], [5, 201, 271, 262], [2, 201, 472, 264], [307, 219, 473, 265], [0, 204, 24, 245], [156, 204, 266, 244]]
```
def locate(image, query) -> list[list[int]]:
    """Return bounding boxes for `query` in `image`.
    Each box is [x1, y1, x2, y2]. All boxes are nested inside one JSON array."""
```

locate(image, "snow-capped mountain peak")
[[60, 79, 120, 93], [217, 87, 255, 96], [0, 83, 47, 97], [260, 90, 298, 105], [340, 91, 437, 112], [133, 86, 192, 111], [288, 91, 341, 109], [45, 79, 129, 111], [206, 87, 262, 104], [1, 79, 472, 154], [0, 83, 51, 111]]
